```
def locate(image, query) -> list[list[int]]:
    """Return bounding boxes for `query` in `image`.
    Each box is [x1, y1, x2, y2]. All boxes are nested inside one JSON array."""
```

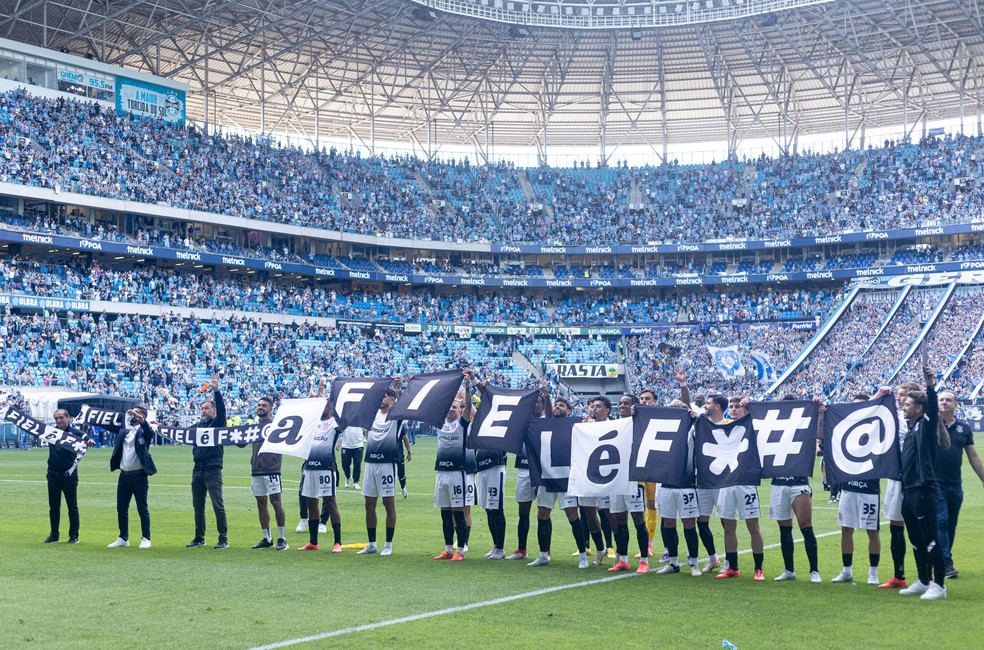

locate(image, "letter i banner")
[[330, 377, 392, 430], [568, 417, 635, 498], [387, 370, 463, 428], [466, 384, 539, 453]]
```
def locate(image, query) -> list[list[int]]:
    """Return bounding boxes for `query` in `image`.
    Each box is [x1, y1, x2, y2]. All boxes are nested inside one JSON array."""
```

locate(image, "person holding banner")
[[44, 409, 95, 544], [898, 368, 949, 600], [433, 370, 475, 562], [108, 406, 156, 549], [611, 395, 651, 574], [578, 396, 615, 567], [298, 399, 343, 552], [358, 386, 409, 556], [879, 381, 920, 589], [506, 387, 551, 561], [186, 374, 229, 549], [693, 394, 724, 574], [712, 397, 766, 581], [246, 395, 287, 551]]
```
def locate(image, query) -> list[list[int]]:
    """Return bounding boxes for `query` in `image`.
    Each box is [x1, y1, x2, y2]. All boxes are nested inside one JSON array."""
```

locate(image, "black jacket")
[[110, 421, 157, 476], [192, 389, 226, 469], [47, 426, 92, 476], [901, 385, 939, 490]]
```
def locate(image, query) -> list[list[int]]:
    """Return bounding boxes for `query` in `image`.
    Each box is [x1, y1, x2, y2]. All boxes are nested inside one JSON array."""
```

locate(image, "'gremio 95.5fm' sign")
[[116, 77, 185, 123]]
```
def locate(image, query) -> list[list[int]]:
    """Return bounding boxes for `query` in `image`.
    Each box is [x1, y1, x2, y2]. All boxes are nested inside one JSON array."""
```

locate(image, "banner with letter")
[[330, 377, 391, 430], [749, 400, 818, 478], [388, 370, 463, 428], [157, 423, 265, 447], [695, 415, 760, 488], [821, 395, 900, 483], [73, 404, 126, 433], [568, 417, 635, 498], [1, 406, 90, 461], [526, 417, 578, 493], [257, 398, 333, 460], [629, 406, 693, 485], [467, 385, 539, 453]]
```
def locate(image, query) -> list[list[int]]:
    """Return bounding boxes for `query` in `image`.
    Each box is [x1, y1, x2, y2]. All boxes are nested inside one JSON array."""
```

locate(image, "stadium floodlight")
[[409, 0, 836, 28]]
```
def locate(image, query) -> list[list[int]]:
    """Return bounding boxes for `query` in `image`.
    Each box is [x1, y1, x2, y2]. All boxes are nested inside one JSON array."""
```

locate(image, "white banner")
[[707, 345, 745, 379], [547, 363, 620, 379], [257, 398, 332, 460], [568, 417, 634, 497]]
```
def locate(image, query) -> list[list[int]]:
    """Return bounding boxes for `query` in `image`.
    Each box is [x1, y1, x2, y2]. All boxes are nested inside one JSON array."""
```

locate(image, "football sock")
[[517, 511, 530, 552], [697, 520, 716, 556], [801, 526, 818, 573], [442, 510, 454, 546], [753, 552, 764, 572], [636, 521, 651, 558], [569, 518, 586, 553], [779, 525, 795, 572], [890, 524, 906, 580], [332, 523, 342, 546], [683, 526, 699, 561], [537, 518, 552, 553], [308, 519, 319, 546]]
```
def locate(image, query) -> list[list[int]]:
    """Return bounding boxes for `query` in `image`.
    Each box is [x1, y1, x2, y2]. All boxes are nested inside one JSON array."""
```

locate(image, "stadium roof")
[[0, 0, 981, 161]]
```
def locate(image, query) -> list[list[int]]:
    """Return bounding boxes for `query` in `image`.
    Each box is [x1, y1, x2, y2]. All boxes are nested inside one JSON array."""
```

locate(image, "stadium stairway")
[[764, 286, 861, 396], [511, 350, 545, 383], [886, 282, 958, 383]]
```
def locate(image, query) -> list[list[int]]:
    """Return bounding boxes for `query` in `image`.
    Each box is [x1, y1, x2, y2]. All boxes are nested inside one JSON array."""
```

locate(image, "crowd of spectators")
[[3, 88, 984, 247]]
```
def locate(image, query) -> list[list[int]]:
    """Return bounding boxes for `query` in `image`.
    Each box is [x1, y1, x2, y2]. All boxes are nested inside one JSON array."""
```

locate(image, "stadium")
[[0, 0, 983, 647]]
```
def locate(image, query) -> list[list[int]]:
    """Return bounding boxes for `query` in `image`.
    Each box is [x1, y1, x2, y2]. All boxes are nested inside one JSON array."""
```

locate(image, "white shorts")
[[536, 490, 579, 511], [515, 469, 534, 502], [769, 484, 812, 521], [839, 491, 881, 531], [251, 474, 282, 497], [300, 469, 335, 499], [610, 485, 646, 514], [657, 487, 699, 520], [716, 485, 760, 520], [578, 496, 611, 509], [362, 462, 397, 499], [434, 471, 476, 509], [883, 479, 903, 521], [696, 488, 719, 518], [477, 467, 506, 510]]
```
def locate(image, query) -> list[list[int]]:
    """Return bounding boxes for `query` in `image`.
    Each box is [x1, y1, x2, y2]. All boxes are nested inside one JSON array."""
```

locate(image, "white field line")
[[247, 524, 866, 650]]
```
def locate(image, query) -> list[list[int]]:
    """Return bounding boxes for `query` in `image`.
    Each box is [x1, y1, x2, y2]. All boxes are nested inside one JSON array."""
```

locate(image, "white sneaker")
[[578, 555, 590, 569], [107, 537, 129, 548], [138, 538, 152, 549], [867, 572, 879, 586], [810, 571, 822, 584], [702, 557, 721, 573], [356, 545, 378, 555], [318, 523, 327, 534], [295, 520, 308, 533], [690, 564, 703, 577], [900, 581, 930, 596], [831, 571, 853, 583], [489, 549, 505, 560], [353, 482, 360, 490], [484, 548, 496, 559], [380, 546, 393, 557], [344, 479, 350, 488], [462, 544, 469, 553], [505, 550, 527, 560], [920, 583, 947, 600], [774, 570, 797, 582], [656, 564, 680, 575], [528, 555, 550, 567], [593, 549, 607, 566], [401, 487, 408, 498]]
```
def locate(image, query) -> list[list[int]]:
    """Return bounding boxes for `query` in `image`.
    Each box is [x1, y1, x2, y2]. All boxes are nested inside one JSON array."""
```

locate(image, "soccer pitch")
[[1, 441, 980, 649]]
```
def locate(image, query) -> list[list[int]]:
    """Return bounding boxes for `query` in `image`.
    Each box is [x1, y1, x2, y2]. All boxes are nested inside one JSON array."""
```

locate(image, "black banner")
[[467, 385, 539, 454], [749, 400, 819, 478], [526, 417, 578, 493], [629, 406, 693, 485], [388, 370, 463, 428], [695, 414, 760, 488], [2, 406, 90, 458], [330, 377, 392, 430], [821, 395, 901, 483], [73, 404, 126, 433], [157, 423, 265, 446]]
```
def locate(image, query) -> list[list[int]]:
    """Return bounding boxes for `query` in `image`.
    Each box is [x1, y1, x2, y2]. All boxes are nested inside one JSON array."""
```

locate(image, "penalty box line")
[[248, 523, 860, 650]]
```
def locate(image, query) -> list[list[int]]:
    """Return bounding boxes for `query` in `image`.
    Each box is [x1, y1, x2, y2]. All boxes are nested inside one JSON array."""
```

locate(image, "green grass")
[[1, 440, 981, 649]]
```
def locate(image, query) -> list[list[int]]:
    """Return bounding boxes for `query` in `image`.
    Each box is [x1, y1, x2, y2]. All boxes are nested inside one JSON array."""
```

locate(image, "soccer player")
[[638, 388, 660, 558], [506, 387, 550, 560], [713, 396, 765, 580], [474, 386, 508, 559], [898, 368, 949, 600], [655, 399, 703, 578], [529, 399, 589, 570], [609, 395, 651, 574], [936, 389, 984, 579], [693, 394, 722, 573], [186, 374, 229, 549], [579, 396, 615, 567], [358, 385, 410, 556], [43, 409, 94, 544], [243, 395, 287, 550], [298, 399, 343, 552], [829, 391, 889, 585], [433, 370, 475, 562], [338, 423, 365, 490], [770, 395, 821, 584], [879, 381, 920, 589]]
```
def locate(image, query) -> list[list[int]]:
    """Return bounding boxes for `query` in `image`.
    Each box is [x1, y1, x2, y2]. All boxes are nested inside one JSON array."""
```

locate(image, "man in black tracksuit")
[[898, 367, 949, 600], [44, 409, 94, 544], [187, 374, 229, 549]]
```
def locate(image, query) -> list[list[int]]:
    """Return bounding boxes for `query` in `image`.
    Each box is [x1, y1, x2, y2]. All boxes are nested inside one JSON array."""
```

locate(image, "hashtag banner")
[[749, 400, 819, 478], [695, 414, 760, 489], [821, 395, 900, 483], [157, 423, 265, 446], [1, 406, 90, 460]]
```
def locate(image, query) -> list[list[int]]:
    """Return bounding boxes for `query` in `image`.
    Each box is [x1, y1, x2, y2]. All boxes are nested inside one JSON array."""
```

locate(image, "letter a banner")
[[467, 385, 538, 453], [258, 398, 332, 460], [568, 418, 634, 498]]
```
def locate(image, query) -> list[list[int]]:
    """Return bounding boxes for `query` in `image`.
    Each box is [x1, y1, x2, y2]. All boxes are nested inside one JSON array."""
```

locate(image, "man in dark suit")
[[43, 409, 95, 544], [186, 374, 229, 549], [108, 406, 156, 549]]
